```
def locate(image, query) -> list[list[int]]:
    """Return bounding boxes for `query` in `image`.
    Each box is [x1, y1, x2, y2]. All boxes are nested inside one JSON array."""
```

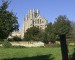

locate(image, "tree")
[[45, 22, 58, 43], [24, 27, 40, 41], [70, 22, 75, 43], [0, 1, 19, 40], [54, 15, 71, 35], [54, 15, 71, 60]]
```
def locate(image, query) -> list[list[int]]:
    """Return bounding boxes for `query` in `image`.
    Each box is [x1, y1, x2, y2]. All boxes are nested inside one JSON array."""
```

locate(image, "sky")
[[0, 0, 75, 30]]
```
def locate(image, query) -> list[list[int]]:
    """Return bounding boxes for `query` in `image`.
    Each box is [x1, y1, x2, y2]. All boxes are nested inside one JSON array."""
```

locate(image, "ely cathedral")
[[21, 9, 47, 38], [9, 9, 47, 39]]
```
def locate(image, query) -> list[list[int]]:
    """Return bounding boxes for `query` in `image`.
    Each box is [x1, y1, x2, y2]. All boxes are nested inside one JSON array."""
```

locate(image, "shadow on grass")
[[3, 54, 54, 60]]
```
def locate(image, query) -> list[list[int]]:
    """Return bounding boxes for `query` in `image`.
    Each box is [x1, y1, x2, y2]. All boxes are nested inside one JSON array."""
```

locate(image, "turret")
[[32, 9, 35, 18], [34, 9, 40, 17], [36, 9, 40, 14], [28, 9, 33, 19], [25, 14, 28, 20]]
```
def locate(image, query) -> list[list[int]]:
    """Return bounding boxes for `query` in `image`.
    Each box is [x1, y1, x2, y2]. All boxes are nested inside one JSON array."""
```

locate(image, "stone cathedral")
[[21, 9, 47, 38], [8, 9, 47, 39]]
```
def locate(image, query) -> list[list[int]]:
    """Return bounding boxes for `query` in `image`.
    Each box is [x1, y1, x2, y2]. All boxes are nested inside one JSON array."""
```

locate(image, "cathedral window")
[[34, 12, 37, 17], [34, 20, 36, 24], [37, 19, 39, 24], [40, 19, 41, 24], [42, 21, 44, 23]]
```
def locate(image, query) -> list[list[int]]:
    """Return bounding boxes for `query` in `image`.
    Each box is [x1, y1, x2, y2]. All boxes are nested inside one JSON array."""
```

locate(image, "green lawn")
[[0, 46, 74, 60]]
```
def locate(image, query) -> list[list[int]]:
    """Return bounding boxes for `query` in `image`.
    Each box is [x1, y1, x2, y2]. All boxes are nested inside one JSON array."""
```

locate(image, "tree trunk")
[[60, 34, 68, 60]]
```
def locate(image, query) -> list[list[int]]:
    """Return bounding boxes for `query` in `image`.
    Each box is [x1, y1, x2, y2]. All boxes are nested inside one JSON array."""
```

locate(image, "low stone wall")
[[10, 41, 44, 47], [0, 44, 2, 46], [69, 43, 74, 46]]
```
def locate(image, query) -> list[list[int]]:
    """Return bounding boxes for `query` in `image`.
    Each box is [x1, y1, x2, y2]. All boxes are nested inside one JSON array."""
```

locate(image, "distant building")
[[8, 31, 21, 39], [21, 9, 48, 39]]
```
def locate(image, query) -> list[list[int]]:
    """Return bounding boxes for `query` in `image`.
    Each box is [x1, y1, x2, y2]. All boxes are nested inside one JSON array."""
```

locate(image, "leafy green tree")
[[70, 22, 75, 45], [36, 31, 46, 42], [54, 15, 71, 35], [12, 36, 22, 41], [26, 27, 40, 36], [42, 32, 48, 44], [24, 33, 32, 41], [24, 27, 40, 41], [54, 15, 71, 60], [45, 22, 58, 43], [0, 1, 19, 39]]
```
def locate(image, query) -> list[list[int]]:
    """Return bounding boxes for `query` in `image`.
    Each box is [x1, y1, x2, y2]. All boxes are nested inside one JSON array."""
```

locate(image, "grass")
[[0, 46, 74, 60]]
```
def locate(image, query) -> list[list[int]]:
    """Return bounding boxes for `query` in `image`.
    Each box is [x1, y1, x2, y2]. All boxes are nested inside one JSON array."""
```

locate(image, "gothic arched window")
[[37, 19, 39, 24]]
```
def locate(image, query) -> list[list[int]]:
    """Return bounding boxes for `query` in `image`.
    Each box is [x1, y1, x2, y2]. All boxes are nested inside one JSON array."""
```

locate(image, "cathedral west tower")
[[21, 9, 47, 39]]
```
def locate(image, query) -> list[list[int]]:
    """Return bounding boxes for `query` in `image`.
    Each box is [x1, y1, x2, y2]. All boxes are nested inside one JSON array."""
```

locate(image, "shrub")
[[2, 39, 12, 48], [13, 36, 22, 41], [7, 38, 13, 41], [0, 38, 4, 41]]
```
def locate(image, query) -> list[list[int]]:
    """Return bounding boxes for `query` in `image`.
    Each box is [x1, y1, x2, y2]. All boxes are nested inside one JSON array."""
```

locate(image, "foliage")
[[8, 36, 22, 41], [45, 22, 59, 43], [2, 39, 12, 48], [45, 15, 71, 43], [24, 27, 41, 41], [26, 27, 40, 36], [0, 38, 4, 41], [24, 33, 32, 41], [70, 22, 75, 43], [53, 15, 72, 60], [53, 15, 71, 35], [12, 36, 22, 41], [0, 1, 19, 40]]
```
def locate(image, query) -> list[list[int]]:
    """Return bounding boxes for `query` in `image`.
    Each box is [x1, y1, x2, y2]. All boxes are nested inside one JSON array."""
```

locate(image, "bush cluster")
[[2, 40, 12, 48]]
